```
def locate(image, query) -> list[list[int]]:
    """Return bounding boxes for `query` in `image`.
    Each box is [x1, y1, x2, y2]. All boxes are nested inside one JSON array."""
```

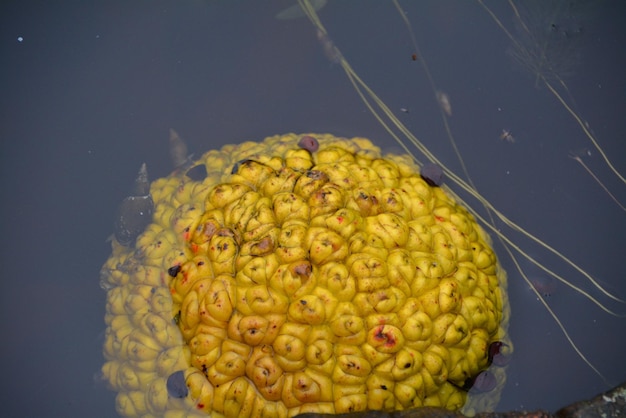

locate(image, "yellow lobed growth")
[[100, 133, 510, 418]]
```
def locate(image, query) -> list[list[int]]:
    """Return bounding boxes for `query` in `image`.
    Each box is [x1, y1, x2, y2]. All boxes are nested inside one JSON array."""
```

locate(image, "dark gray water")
[[2, 1, 625, 416]]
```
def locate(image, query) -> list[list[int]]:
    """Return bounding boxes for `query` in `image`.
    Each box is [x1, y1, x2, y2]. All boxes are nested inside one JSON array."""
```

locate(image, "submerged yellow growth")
[[100, 133, 510, 417]]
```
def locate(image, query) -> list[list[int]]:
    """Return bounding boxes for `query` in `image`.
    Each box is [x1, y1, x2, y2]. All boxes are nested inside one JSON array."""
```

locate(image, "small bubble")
[[17, 36, 24, 42]]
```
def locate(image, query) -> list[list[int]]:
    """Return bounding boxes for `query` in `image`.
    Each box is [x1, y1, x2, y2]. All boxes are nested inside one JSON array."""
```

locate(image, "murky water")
[[1, 1, 625, 416]]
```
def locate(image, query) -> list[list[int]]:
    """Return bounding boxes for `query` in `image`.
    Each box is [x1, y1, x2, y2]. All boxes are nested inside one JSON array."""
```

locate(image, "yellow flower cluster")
[[100, 133, 509, 417]]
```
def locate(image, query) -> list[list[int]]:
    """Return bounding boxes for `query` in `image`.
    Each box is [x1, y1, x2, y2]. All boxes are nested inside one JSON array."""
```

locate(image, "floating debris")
[[114, 163, 154, 246]]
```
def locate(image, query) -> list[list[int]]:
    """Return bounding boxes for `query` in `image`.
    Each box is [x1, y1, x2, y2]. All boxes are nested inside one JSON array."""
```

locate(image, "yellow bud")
[[275, 219, 307, 255], [230, 159, 275, 189], [173, 256, 214, 299], [187, 326, 224, 357], [334, 393, 367, 414], [288, 295, 326, 325], [224, 377, 256, 418], [333, 354, 371, 385], [263, 168, 300, 196], [439, 278, 462, 313], [349, 164, 383, 189], [316, 146, 355, 164], [155, 346, 189, 377], [468, 329, 490, 370], [126, 332, 160, 362], [283, 372, 321, 408], [306, 227, 348, 265], [330, 313, 366, 345], [402, 310, 432, 344], [199, 277, 234, 324], [423, 347, 449, 385], [106, 287, 129, 316], [129, 264, 161, 287], [447, 347, 471, 382], [325, 167, 359, 192], [424, 394, 443, 408], [206, 183, 251, 209], [180, 289, 200, 337], [103, 322, 133, 361], [224, 190, 261, 230], [442, 385, 467, 411], [145, 378, 169, 414], [308, 184, 345, 218], [116, 391, 145, 417], [366, 375, 396, 410], [169, 179, 196, 207], [150, 176, 176, 203], [256, 401, 289, 418], [284, 148, 315, 170], [101, 263, 127, 288], [348, 254, 386, 279], [370, 158, 400, 186], [191, 209, 224, 246], [273, 193, 310, 225], [205, 233, 237, 276], [365, 213, 409, 248], [357, 276, 391, 295], [417, 287, 442, 319], [207, 350, 247, 386], [124, 285, 155, 315], [133, 224, 161, 255], [241, 211, 277, 243], [386, 249, 415, 288], [243, 285, 289, 315], [235, 248, 278, 286], [293, 170, 329, 197], [406, 221, 433, 251], [139, 312, 180, 348], [237, 315, 270, 346], [245, 346, 284, 397], [368, 287, 406, 314], [269, 261, 313, 298], [147, 289, 171, 317], [170, 203, 203, 240], [472, 241, 496, 271], [366, 324, 405, 354], [273, 334, 307, 372], [323, 208, 362, 241], [305, 338, 334, 367], [395, 373, 424, 408], [316, 262, 354, 302], [115, 362, 141, 391], [392, 347, 423, 381], [278, 321, 311, 340], [347, 187, 382, 216], [141, 230, 178, 262]]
